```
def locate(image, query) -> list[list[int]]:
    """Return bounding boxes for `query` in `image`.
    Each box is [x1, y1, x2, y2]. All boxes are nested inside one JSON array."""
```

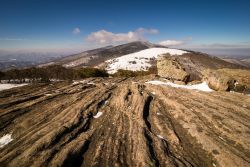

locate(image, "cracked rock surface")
[[0, 78, 249, 167]]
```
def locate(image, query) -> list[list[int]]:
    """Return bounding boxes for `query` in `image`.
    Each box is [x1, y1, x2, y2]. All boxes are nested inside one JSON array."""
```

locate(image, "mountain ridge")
[[39, 41, 165, 68], [38, 41, 248, 72]]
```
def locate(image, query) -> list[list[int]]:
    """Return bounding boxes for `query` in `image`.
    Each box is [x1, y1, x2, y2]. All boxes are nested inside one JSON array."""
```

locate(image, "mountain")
[[1, 41, 248, 72], [39, 41, 166, 68], [0, 50, 75, 71], [222, 58, 250, 68], [36, 41, 249, 88], [38, 41, 247, 72]]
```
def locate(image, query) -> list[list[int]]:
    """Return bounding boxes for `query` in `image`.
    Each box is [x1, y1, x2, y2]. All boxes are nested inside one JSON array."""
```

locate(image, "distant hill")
[[222, 58, 250, 68], [0, 50, 71, 71]]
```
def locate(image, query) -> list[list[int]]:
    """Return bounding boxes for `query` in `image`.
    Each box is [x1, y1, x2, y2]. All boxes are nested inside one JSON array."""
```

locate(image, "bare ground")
[[0, 78, 249, 167]]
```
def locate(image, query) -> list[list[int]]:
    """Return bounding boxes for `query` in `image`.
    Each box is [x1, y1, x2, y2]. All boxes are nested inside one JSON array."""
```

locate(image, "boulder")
[[203, 70, 236, 91], [157, 54, 190, 82]]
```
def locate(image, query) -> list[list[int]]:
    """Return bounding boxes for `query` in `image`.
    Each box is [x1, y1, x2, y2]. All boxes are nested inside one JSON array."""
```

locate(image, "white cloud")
[[86, 28, 159, 44], [72, 27, 81, 35], [158, 40, 185, 46], [135, 27, 159, 35]]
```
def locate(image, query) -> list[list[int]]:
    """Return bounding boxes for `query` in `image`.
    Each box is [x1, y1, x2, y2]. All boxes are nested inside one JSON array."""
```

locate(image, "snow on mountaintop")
[[105, 48, 188, 74]]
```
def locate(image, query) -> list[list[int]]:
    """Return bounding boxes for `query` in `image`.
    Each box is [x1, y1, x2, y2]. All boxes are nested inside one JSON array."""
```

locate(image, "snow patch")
[[146, 80, 213, 92], [157, 135, 164, 139], [64, 62, 77, 68], [231, 91, 250, 96], [79, 80, 86, 84], [106, 48, 188, 74], [132, 81, 139, 84], [72, 80, 86, 85], [0, 133, 13, 148], [0, 84, 27, 91], [219, 136, 225, 141], [93, 112, 103, 118], [87, 82, 95, 85], [72, 81, 80, 85], [50, 79, 63, 82]]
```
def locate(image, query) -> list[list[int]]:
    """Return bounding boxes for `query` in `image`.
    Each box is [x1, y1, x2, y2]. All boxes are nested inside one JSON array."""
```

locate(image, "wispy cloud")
[[239, 41, 250, 44], [158, 37, 192, 47], [158, 40, 185, 46], [187, 43, 250, 49], [0, 38, 42, 42], [178, 42, 250, 56], [72, 27, 81, 35], [135, 27, 159, 35], [86, 28, 159, 44], [0, 38, 26, 41]]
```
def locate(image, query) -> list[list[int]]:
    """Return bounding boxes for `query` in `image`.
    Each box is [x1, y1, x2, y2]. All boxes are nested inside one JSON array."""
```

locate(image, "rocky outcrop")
[[156, 52, 249, 92], [203, 69, 250, 93], [0, 78, 249, 167], [157, 54, 190, 82], [203, 70, 236, 91]]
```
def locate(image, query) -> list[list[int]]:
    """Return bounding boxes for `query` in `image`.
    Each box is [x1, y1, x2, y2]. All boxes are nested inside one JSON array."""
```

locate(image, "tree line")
[[112, 66, 158, 77], [0, 65, 109, 83], [0, 65, 159, 83]]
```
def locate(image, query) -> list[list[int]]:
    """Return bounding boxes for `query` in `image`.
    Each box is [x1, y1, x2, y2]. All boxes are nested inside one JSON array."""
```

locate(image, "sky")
[[0, 0, 250, 56]]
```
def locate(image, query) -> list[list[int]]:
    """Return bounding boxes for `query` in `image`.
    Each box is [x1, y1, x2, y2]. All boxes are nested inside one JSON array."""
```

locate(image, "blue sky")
[[0, 0, 250, 55]]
